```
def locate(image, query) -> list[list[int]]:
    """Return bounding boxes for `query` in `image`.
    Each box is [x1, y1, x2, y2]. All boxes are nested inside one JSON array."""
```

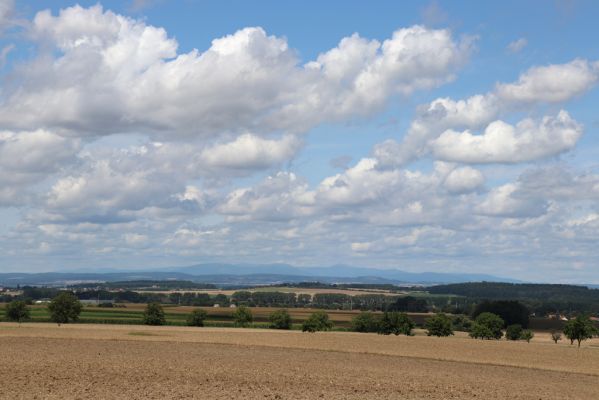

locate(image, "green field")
[[0, 304, 570, 331], [0, 305, 344, 329], [0, 304, 423, 329]]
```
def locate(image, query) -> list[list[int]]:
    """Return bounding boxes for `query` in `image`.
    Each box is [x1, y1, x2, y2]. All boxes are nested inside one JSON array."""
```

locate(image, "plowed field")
[[0, 323, 597, 399]]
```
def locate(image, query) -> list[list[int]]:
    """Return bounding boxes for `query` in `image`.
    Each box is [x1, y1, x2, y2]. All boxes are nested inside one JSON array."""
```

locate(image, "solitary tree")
[[302, 311, 333, 332], [378, 312, 415, 336], [425, 313, 454, 337], [269, 309, 292, 330], [563, 315, 598, 347], [5, 300, 30, 325], [233, 306, 253, 327], [48, 292, 82, 325], [186, 308, 208, 327], [469, 312, 504, 340], [143, 302, 166, 326], [521, 329, 534, 343], [351, 312, 380, 333], [550, 331, 562, 344]]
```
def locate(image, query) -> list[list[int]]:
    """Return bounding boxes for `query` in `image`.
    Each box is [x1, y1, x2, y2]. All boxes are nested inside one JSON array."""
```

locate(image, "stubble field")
[[0, 323, 598, 399]]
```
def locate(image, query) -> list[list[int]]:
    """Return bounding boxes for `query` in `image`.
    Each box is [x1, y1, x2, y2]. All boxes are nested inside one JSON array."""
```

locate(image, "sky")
[[0, 0, 599, 282]]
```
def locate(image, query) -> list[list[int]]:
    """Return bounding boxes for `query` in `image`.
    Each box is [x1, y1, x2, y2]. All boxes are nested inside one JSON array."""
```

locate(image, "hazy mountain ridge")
[[0, 263, 519, 287], [168, 263, 518, 284]]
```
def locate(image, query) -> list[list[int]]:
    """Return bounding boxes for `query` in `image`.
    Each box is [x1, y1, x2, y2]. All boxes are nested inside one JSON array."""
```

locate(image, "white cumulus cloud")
[[443, 166, 485, 193], [496, 59, 599, 103], [430, 110, 582, 163], [0, 5, 473, 141], [374, 59, 596, 167], [199, 134, 301, 170]]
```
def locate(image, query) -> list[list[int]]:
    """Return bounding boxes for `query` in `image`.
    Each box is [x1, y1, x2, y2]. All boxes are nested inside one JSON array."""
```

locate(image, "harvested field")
[[0, 323, 598, 399]]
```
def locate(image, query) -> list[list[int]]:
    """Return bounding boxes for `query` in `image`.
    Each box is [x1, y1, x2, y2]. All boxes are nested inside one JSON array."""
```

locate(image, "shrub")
[[48, 292, 82, 325], [551, 331, 562, 344], [378, 312, 415, 336], [142, 302, 166, 326], [187, 309, 208, 327], [469, 312, 504, 340], [302, 311, 333, 332], [269, 309, 292, 329], [351, 312, 380, 333], [472, 300, 529, 328], [233, 306, 253, 327], [505, 324, 523, 341], [521, 329, 534, 343], [425, 313, 454, 337]]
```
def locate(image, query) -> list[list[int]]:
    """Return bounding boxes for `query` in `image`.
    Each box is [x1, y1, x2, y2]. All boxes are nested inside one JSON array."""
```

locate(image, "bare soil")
[[0, 323, 597, 399]]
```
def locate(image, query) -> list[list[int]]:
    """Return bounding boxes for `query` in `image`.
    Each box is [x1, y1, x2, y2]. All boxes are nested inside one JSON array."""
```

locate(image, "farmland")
[[0, 323, 598, 399], [0, 303, 579, 331], [0, 304, 432, 328]]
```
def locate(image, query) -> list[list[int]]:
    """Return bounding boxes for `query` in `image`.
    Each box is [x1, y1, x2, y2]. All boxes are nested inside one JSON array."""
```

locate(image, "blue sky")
[[1, 0, 599, 282]]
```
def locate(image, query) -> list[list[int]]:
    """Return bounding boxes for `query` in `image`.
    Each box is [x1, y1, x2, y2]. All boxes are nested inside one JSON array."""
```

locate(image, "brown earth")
[[0, 323, 598, 399]]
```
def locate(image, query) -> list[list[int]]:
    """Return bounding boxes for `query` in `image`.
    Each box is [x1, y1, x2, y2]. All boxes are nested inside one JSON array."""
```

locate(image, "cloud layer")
[[0, 4, 598, 282], [0, 5, 473, 140]]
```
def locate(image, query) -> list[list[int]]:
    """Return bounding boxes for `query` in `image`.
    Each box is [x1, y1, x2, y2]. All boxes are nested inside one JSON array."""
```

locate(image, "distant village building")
[[547, 313, 569, 321]]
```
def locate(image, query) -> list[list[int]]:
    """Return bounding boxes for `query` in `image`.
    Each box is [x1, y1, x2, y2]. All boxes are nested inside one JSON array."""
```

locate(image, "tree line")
[[3, 294, 598, 346], [231, 291, 428, 311], [429, 282, 599, 315]]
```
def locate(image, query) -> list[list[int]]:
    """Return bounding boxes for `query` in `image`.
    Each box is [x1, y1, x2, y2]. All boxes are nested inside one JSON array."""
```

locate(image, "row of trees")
[[468, 312, 535, 341], [467, 312, 599, 346], [3, 294, 598, 346], [230, 291, 429, 312], [351, 311, 417, 335], [231, 291, 398, 310], [352, 312, 453, 337], [140, 303, 321, 332], [5, 287, 425, 312], [348, 310, 597, 345], [4, 287, 232, 308]]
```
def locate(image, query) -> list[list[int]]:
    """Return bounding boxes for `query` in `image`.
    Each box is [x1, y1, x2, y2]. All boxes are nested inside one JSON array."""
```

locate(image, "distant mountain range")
[[0, 263, 520, 287], [167, 263, 519, 284]]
